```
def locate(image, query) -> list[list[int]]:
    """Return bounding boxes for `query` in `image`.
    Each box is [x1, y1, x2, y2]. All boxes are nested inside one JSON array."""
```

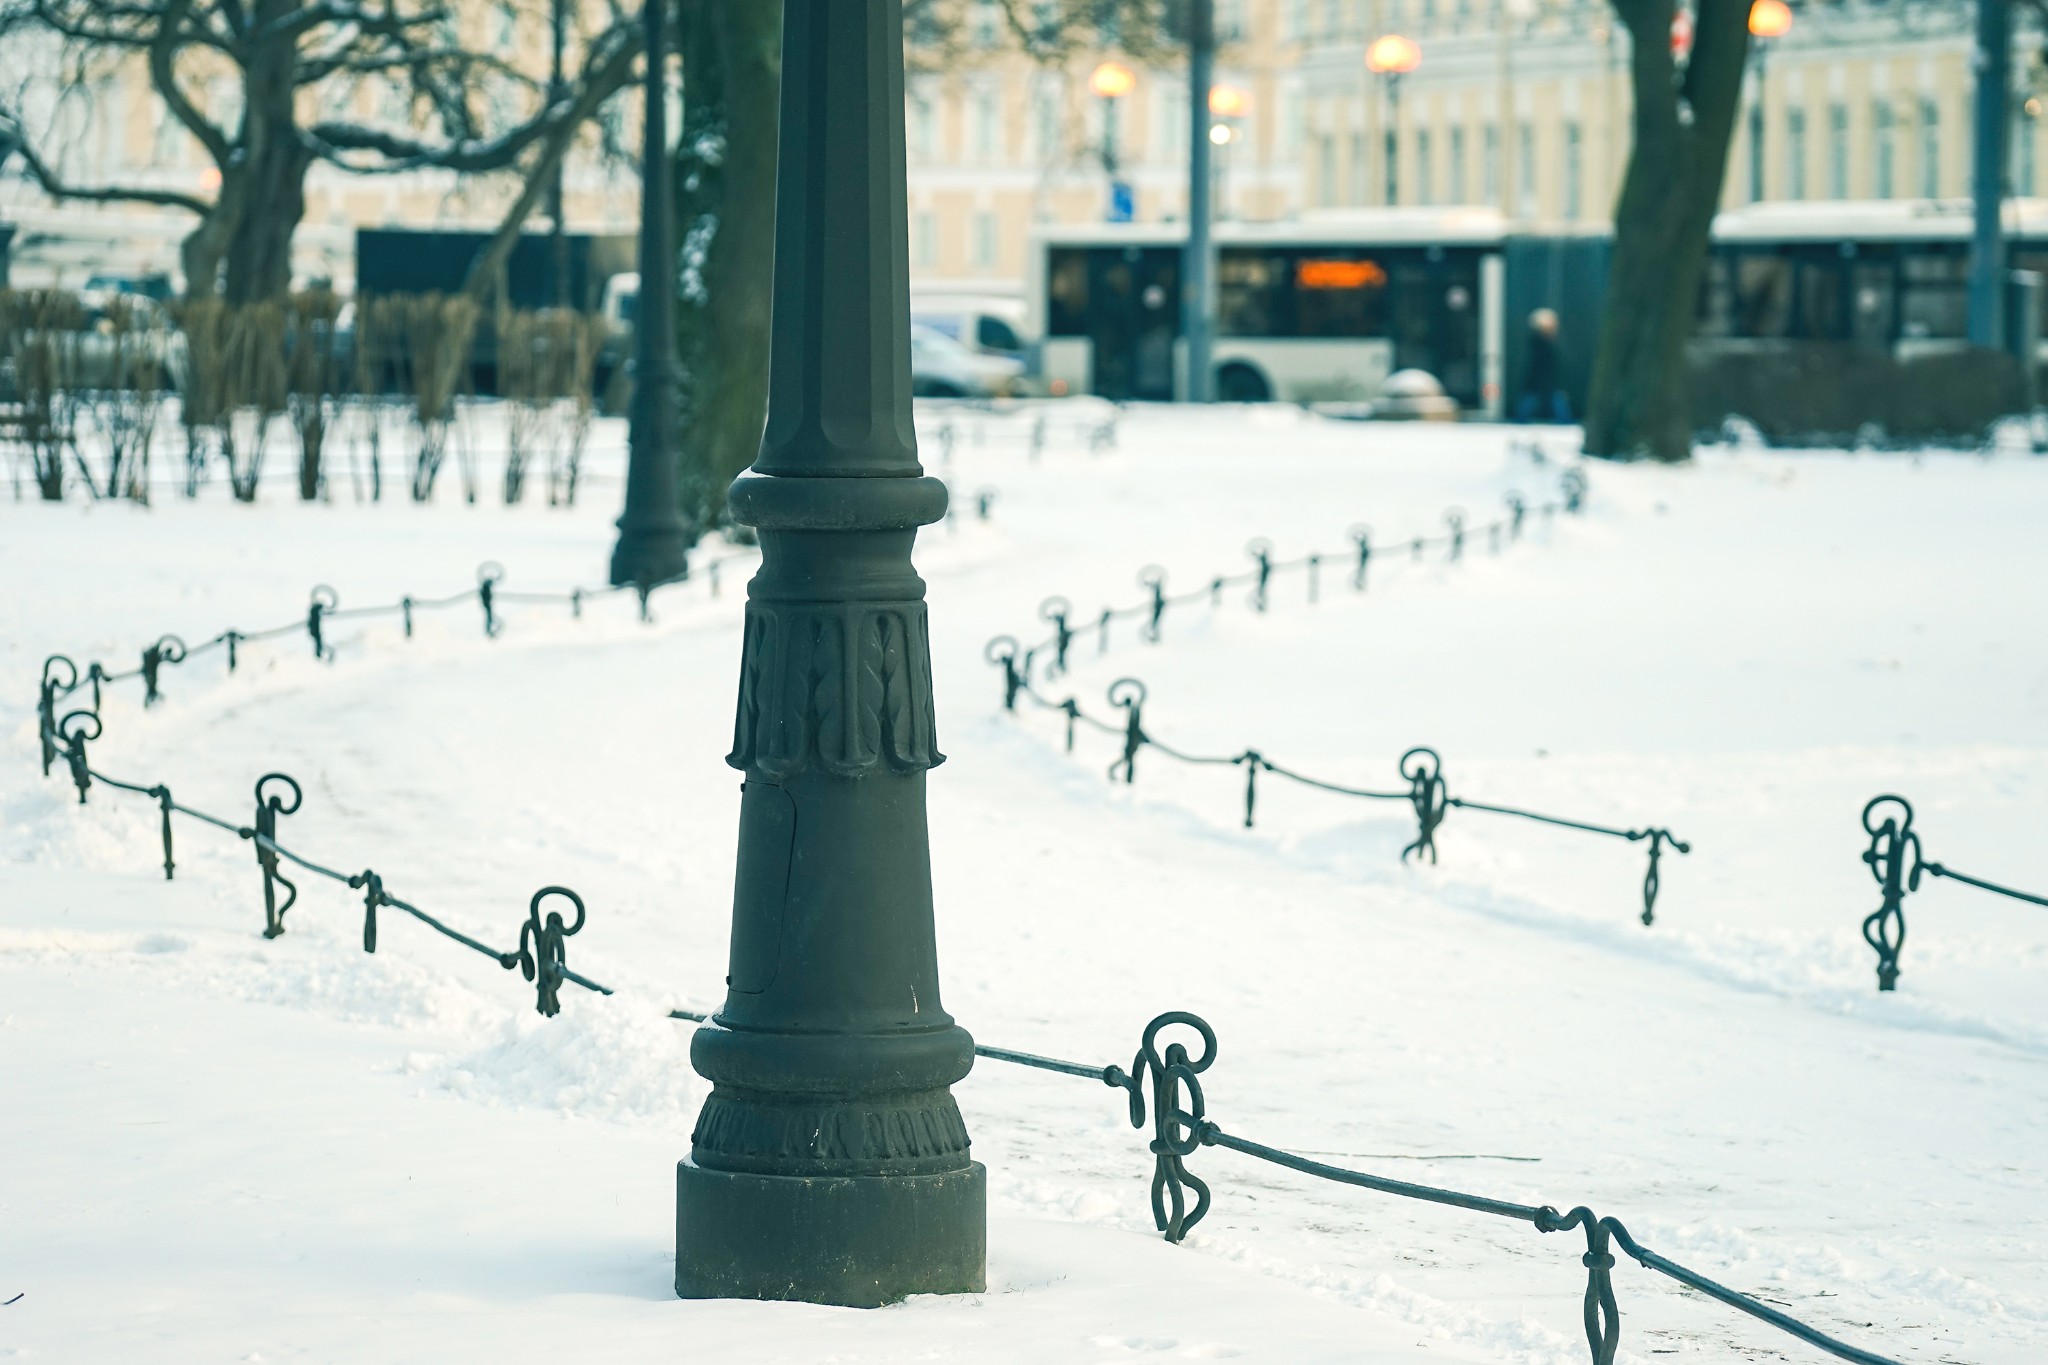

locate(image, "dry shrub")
[[286, 290, 344, 501], [0, 289, 88, 500], [499, 306, 600, 505], [78, 295, 173, 503], [402, 293, 480, 502]]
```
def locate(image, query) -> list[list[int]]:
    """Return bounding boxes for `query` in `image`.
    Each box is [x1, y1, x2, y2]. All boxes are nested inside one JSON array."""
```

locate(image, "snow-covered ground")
[[4, 407, 2045, 1364]]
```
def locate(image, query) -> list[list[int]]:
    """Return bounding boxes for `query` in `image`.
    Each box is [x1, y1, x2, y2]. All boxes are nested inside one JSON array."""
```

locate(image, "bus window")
[[1734, 254, 1792, 337], [1293, 254, 1390, 337], [1850, 261, 1895, 349], [1795, 258, 1848, 341], [1048, 249, 1091, 335], [1219, 252, 1283, 337], [1900, 250, 1968, 339]]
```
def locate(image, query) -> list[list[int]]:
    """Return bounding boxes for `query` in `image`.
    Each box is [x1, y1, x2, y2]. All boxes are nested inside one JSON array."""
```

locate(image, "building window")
[[1786, 106, 1806, 199], [1416, 128, 1433, 205], [1564, 121, 1582, 219], [1322, 0, 1342, 38], [1450, 126, 1467, 204], [1920, 98, 1940, 197], [970, 210, 996, 268], [972, 89, 998, 163], [1828, 103, 1849, 199], [1516, 120, 1535, 216], [1874, 100, 1895, 198], [1320, 133, 1338, 207], [1351, 132, 1367, 205], [1482, 122, 1500, 203], [910, 91, 936, 161], [1384, 127, 1398, 204], [913, 210, 938, 268]]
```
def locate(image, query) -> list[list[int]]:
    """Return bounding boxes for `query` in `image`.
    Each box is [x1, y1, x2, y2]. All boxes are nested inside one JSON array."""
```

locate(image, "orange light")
[[1296, 259, 1388, 290], [1089, 60, 1137, 99], [1748, 0, 1792, 39], [1365, 34, 1421, 75], [198, 166, 222, 193], [1208, 84, 1251, 118]]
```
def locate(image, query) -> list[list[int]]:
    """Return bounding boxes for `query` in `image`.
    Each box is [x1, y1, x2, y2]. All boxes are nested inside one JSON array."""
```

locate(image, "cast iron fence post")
[[673, 0, 985, 1307]]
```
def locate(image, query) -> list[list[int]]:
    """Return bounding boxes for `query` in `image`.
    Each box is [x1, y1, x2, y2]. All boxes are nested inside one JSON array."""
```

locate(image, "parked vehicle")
[[910, 294, 1033, 364], [910, 323, 1024, 397]]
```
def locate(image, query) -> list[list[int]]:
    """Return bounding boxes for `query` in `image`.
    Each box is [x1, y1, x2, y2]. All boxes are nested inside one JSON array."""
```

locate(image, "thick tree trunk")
[[1584, 0, 1749, 462], [222, 23, 312, 305], [674, 0, 779, 531]]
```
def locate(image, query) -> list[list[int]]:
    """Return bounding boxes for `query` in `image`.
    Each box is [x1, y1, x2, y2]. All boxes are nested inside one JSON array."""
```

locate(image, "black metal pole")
[[674, 0, 984, 1307], [1969, 0, 2010, 349], [608, 0, 692, 590], [1748, 46, 1767, 204], [1183, 0, 1216, 403], [549, 0, 570, 309]]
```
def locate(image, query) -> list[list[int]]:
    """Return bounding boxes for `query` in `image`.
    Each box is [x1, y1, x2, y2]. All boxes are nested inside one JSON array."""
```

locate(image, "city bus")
[[1026, 209, 1510, 413], [1029, 200, 2048, 419]]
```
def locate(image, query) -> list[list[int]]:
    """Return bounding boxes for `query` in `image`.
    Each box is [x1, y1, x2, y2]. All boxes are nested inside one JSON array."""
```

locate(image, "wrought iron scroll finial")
[[58, 710, 100, 804], [141, 634, 187, 708], [1562, 467, 1588, 514], [985, 636, 1024, 711], [1633, 828, 1692, 926], [1860, 795, 1922, 991], [308, 585, 339, 660], [1444, 508, 1467, 563], [1533, 1206, 1622, 1365], [477, 562, 505, 638], [153, 785, 176, 881], [519, 885, 589, 1017], [1247, 539, 1273, 612], [252, 772, 303, 939], [1108, 678, 1148, 785], [1124, 1011, 1218, 1243], [976, 487, 998, 520], [1139, 566, 1167, 643], [1349, 525, 1372, 591], [39, 655, 78, 778], [351, 868, 386, 953], [1505, 491, 1527, 539], [1400, 747, 1448, 864], [1237, 751, 1262, 828], [1041, 596, 1074, 676]]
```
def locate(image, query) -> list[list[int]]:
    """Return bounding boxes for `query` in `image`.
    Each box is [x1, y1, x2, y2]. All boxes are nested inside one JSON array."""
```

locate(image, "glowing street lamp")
[[1748, 0, 1793, 39], [1745, 0, 1793, 202], [1365, 33, 1422, 76], [1365, 35, 1421, 205]]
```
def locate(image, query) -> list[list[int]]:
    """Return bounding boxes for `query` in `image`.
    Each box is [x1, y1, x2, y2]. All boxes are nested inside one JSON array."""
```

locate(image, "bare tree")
[[0, 0, 641, 304], [1582, 0, 1750, 462]]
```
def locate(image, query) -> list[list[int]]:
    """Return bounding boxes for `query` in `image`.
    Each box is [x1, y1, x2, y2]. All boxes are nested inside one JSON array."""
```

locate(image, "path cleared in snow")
[[4, 407, 2045, 1363]]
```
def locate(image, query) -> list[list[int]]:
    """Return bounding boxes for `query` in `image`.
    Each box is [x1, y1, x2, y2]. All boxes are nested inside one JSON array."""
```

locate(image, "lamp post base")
[[675, 1161, 987, 1306]]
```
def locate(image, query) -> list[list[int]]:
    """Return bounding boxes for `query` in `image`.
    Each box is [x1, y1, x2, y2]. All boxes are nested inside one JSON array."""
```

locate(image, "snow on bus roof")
[[1031, 207, 1511, 249]]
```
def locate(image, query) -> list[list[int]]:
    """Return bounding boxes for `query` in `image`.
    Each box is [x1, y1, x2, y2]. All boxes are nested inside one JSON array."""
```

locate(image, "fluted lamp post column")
[[673, 0, 985, 1307]]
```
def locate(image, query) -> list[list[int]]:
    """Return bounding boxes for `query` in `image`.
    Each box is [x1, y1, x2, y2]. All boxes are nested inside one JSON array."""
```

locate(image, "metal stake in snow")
[[673, 0, 986, 1306]]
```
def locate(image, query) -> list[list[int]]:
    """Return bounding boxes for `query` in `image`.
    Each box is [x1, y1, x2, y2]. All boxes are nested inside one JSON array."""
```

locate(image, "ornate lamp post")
[[608, 0, 692, 592], [1745, 0, 1792, 204], [673, 0, 985, 1307], [1366, 34, 1421, 207], [1089, 60, 1137, 221]]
